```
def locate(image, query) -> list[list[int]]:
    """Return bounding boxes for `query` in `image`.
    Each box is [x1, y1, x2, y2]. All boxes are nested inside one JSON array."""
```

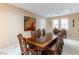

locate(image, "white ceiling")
[[10, 3, 79, 17]]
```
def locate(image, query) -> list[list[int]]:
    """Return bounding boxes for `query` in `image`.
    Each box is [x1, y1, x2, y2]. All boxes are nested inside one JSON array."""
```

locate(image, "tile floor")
[[0, 39, 79, 55]]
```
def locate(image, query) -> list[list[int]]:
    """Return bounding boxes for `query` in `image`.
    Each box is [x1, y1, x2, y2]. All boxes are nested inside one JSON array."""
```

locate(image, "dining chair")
[[44, 32, 64, 55], [61, 29, 67, 38], [17, 33, 37, 55], [53, 28, 60, 35], [36, 29, 41, 38], [42, 29, 46, 37], [54, 32, 64, 55], [31, 31, 36, 40]]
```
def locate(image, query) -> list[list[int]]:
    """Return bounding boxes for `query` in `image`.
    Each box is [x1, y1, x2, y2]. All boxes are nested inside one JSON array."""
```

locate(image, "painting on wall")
[[24, 16, 36, 31]]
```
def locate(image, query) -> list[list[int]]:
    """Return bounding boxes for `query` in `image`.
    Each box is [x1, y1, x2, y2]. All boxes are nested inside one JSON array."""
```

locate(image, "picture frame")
[[24, 16, 36, 31]]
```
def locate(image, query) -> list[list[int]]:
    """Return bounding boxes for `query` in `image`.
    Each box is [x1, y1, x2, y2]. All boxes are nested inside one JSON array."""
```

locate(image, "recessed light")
[[65, 9, 70, 12]]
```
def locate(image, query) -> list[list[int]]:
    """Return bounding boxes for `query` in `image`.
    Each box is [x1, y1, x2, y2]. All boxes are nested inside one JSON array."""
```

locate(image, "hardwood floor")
[[0, 38, 79, 55]]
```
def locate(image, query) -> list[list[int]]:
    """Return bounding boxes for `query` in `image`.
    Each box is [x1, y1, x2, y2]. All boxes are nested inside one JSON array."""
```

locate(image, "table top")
[[26, 36, 57, 48]]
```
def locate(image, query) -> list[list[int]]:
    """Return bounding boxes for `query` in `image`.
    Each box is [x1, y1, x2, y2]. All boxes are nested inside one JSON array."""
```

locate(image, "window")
[[53, 18, 69, 30], [60, 18, 69, 30], [53, 19, 59, 29]]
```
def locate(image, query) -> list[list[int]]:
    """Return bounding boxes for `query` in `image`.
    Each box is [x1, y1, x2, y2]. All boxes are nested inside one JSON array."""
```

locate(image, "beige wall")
[[46, 13, 79, 39], [0, 4, 46, 48]]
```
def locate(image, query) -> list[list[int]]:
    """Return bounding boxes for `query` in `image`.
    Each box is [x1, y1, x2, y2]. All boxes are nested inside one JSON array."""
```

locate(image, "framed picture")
[[24, 16, 36, 31]]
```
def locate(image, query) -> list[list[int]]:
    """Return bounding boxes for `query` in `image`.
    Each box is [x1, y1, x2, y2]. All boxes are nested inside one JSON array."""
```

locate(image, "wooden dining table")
[[26, 36, 57, 55]]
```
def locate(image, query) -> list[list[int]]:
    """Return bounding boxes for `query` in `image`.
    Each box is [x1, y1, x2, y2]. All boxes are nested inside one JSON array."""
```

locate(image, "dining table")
[[26, 34, 58, 55]]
